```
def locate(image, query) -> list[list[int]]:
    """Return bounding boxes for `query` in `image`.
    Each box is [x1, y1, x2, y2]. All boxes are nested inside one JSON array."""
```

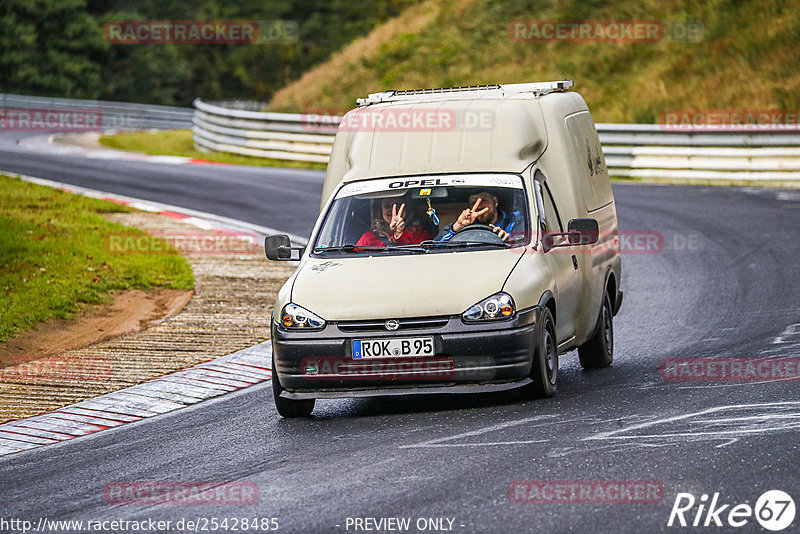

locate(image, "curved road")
[[0, 132, 323, 238], [1, 133, 799, 533]]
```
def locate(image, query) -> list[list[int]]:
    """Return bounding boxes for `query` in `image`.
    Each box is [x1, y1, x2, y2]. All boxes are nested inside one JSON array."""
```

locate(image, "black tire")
[[272, 356, 315, 418], [578, 291, 614, 369], [523, 306, 558, 399]]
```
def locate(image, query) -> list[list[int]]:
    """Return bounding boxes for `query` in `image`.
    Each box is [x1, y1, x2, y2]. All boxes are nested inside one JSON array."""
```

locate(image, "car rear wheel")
[[272, 356, 315, 418], [523, 306, 558, 398], [578, 291, 614, 369]]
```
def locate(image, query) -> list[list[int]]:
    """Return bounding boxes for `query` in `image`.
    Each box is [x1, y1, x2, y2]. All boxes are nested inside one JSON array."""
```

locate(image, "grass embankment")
[[0, 175, 193, 341], [269, 0, 800, 122], [99, 130, 326, 170]]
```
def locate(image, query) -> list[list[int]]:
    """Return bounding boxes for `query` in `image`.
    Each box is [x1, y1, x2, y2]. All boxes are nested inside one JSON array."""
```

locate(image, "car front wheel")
[[523, 306, 558, 399], [272, 356, 315, 418]]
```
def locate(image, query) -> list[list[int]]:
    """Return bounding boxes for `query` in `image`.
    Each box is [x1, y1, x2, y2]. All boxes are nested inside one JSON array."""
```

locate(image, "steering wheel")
[[450, 223, 504, 244]]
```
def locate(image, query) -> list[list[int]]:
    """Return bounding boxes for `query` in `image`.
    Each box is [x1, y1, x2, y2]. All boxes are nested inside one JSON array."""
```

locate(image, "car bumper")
[[271, 307, 540, 398]]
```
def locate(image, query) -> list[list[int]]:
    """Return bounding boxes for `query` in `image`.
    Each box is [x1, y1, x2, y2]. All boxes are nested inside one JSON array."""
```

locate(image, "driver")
[[436, 191, 523, 242], [356, 197, 432, 246]]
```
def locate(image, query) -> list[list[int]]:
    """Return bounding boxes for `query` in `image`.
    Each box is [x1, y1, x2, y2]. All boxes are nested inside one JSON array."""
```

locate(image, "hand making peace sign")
[[389, 203, 406, 238], [452, 197, 490, 232]]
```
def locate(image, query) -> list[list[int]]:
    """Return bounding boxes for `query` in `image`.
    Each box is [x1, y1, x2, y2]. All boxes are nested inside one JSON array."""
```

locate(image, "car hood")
[[291, 249, 525, 321]]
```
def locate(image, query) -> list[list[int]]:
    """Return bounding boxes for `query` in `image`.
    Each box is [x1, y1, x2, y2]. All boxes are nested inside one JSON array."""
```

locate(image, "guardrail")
[[598, 124, 800, 180], [192, 99, 334, 163], [6, 94, 796, 180], [1, 93, 193, 130], [193, 99, 800, 180]]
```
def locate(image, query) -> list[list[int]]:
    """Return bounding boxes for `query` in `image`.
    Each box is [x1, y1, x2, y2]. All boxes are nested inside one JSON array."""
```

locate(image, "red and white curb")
[[0, 342, 273, 456], [0, 173, 306, 457], [7, 173, 307, 245]]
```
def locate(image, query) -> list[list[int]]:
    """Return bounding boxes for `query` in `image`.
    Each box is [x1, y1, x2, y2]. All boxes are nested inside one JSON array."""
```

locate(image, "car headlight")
[[280, 304, 326, 329], [462, 292, 516, 322]]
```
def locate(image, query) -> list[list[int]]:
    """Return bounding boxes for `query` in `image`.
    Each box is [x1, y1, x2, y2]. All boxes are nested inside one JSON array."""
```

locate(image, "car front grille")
[[336, 317, 451, 333]]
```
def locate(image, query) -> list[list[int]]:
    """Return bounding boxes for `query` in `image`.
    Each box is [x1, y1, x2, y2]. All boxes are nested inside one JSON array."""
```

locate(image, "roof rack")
[[356, 80, 573, 106]]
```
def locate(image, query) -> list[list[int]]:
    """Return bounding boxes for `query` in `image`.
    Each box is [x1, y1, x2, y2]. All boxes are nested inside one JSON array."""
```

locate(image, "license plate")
[[352, 337, 434, 359]]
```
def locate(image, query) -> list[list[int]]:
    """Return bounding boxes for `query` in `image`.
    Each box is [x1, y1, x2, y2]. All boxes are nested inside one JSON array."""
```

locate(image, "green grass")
[[98, 130, 327, 171], [269, 0, 800, 123], [0, 175, 194, 341]]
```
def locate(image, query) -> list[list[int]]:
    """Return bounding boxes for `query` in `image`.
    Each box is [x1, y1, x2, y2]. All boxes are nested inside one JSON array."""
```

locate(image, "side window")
[[565, 112, 613, 212], [535, 171, 563, 233], [542, 183, 563, 233]]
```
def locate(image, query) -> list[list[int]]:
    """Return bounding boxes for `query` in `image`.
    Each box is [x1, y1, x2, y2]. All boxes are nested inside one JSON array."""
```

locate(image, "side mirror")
[[265, 234, 304, 261], [567, 218, 599, 245]]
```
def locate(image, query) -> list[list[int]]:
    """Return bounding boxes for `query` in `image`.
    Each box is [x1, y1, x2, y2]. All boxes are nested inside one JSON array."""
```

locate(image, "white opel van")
[[265, 81, 623, 417]]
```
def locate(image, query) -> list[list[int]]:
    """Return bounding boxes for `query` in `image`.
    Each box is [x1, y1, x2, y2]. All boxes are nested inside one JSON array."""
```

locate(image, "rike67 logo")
[[668, 490, 795, 531]]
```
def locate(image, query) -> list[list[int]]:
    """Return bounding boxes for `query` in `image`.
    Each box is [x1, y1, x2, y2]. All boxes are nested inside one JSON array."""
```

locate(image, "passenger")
[[356, 197, 432, 246], [436, 191, 523, 242]]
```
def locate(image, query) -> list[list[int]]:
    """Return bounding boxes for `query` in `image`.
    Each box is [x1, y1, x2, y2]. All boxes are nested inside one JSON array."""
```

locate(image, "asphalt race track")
[[1, 133, 799, 532], [0, 132, 324, 238]]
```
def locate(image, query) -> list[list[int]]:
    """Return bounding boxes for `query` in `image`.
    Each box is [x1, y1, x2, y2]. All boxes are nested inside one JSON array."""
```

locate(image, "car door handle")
[[572, 255, 578, 270]]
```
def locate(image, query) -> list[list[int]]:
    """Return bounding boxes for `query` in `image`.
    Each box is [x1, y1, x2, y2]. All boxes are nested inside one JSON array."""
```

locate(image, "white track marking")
[[400, 415, 557, 449], [584, 401, 800, 441], [771, 323, 800, 344]]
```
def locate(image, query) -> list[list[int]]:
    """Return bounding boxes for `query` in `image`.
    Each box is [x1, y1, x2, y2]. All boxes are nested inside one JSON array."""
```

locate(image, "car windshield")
[[312, 174, 531, 255]]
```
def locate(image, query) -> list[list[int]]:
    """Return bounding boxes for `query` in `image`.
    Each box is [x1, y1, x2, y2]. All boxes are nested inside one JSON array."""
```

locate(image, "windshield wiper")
[[314, 244, 378, 253], [418, 240, 510, 249], [314, 244, 426, 254]]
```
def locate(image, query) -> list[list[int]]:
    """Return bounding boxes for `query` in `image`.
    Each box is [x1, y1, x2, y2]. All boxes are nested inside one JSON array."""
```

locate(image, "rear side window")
[[565, 112, 613, 212]]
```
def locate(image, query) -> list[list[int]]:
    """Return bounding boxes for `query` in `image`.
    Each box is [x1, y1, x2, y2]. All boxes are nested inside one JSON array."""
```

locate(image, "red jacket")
[[356, 225, 432, 247]]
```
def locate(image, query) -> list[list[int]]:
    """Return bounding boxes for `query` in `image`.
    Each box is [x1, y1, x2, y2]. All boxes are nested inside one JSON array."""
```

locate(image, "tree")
[[0, 0, 107, 98]]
